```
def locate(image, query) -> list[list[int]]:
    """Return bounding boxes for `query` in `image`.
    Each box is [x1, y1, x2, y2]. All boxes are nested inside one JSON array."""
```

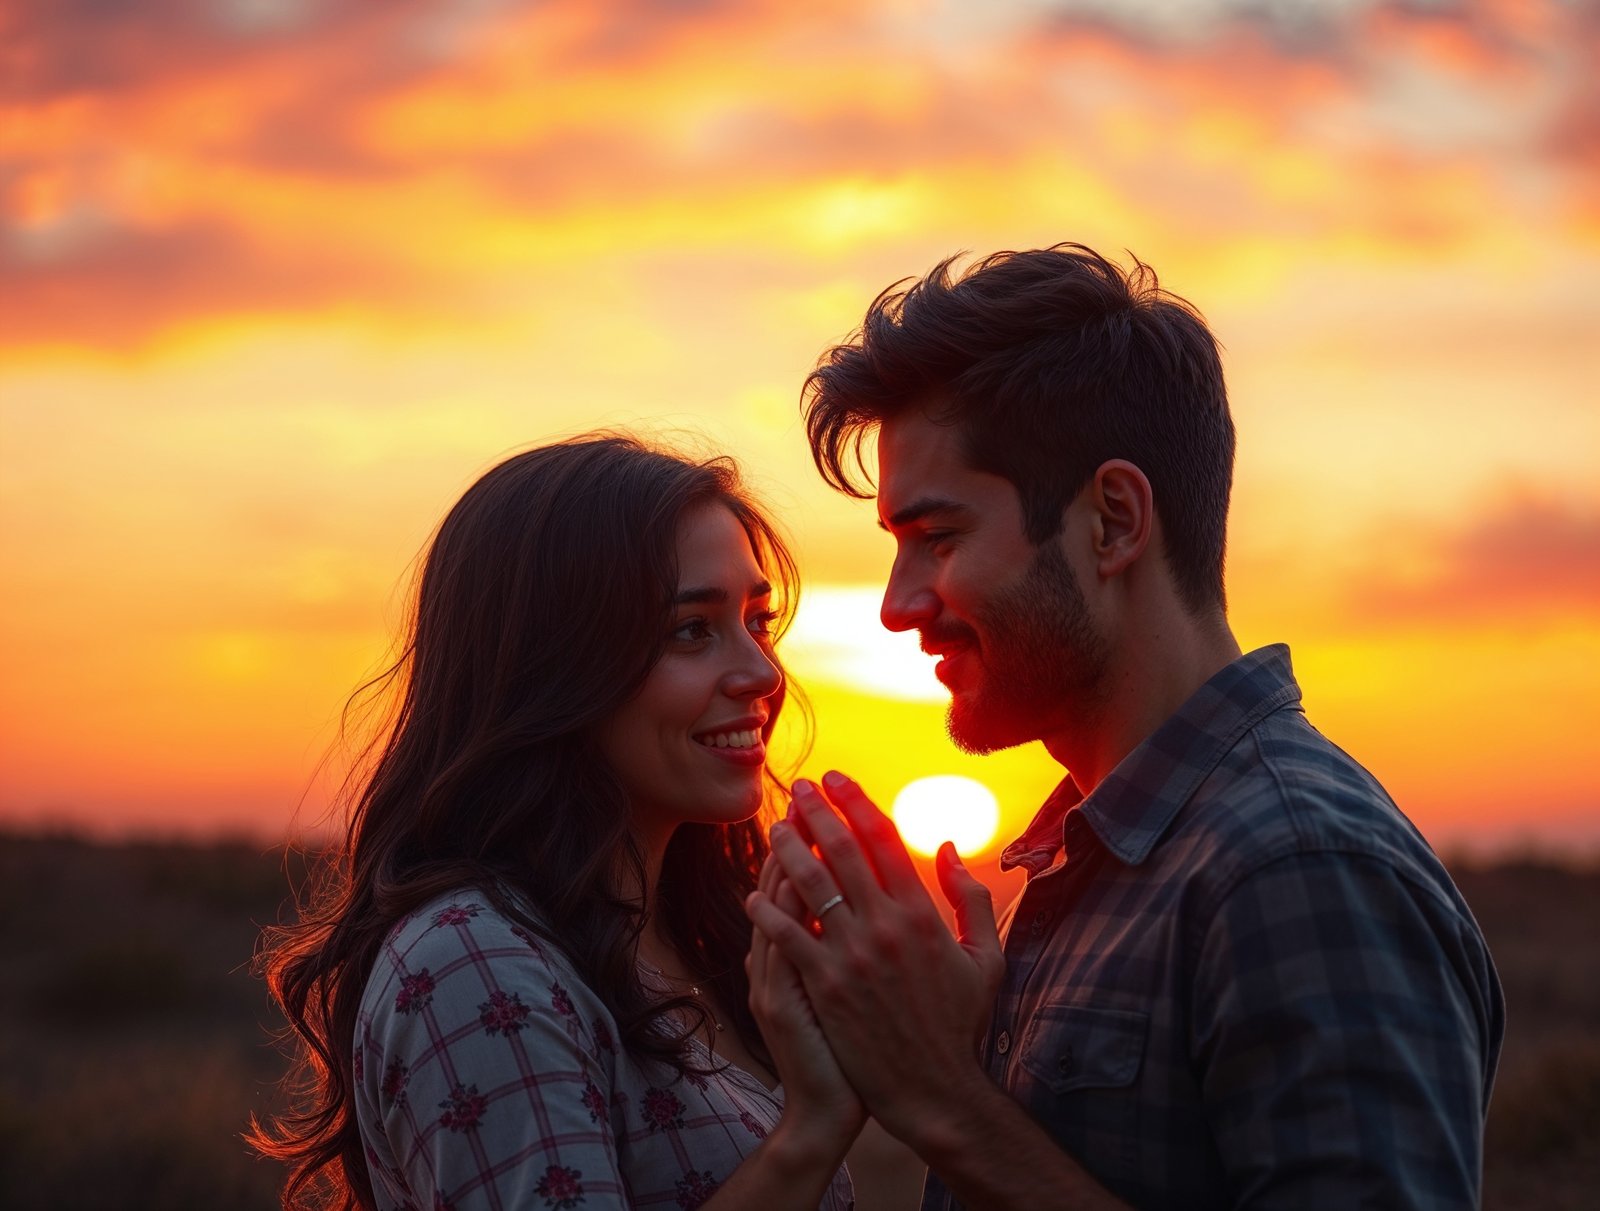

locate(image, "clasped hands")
[[744, 771, 1006, 1149]]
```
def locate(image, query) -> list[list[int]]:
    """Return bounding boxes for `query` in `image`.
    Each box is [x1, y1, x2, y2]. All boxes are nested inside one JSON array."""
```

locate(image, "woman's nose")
[[726, 634, 784, 699]]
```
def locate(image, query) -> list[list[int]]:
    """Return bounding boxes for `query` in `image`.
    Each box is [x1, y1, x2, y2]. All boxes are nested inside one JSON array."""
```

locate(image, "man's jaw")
[[949, 684, 1048, 755]]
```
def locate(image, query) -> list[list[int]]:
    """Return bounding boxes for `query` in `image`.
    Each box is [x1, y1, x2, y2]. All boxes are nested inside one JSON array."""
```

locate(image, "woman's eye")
[[673, 618, 713, 642], [747, 610, 778, 637]]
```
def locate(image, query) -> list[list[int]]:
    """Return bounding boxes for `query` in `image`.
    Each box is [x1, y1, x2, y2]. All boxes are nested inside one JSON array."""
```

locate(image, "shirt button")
[[995, 1030, 1011, 1055], [1029, 908, 1054, 935]]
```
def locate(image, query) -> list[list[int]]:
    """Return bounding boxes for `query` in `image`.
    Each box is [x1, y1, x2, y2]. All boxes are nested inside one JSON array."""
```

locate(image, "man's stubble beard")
[[947, 539, 1111, 755]]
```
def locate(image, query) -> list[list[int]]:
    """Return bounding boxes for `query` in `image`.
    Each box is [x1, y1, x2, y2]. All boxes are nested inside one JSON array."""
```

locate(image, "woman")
[[255, 435, 861, 1210]]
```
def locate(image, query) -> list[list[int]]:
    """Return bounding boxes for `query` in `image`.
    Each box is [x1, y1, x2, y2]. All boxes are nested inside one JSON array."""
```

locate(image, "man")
[[746, 245, 1504, 1209]]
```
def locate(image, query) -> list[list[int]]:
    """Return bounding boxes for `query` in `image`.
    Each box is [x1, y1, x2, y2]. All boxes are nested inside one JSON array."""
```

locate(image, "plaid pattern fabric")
[[922, 645, 1504, 1211], [356, 894, 854, 1211]]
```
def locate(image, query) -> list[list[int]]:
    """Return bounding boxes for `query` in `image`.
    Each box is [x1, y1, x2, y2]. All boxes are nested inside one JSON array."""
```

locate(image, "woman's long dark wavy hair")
[[252, 435, 802, 1211]]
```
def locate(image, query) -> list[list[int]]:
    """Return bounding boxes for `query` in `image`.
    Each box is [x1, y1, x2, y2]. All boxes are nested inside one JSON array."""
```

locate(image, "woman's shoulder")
[[362, 889, 609, 1034], [379, 889, 561, 964], [353, 891, 639, 1210]]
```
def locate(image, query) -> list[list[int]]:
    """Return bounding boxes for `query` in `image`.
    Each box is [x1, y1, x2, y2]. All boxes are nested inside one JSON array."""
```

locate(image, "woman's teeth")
[[696, 729, 760, 749]]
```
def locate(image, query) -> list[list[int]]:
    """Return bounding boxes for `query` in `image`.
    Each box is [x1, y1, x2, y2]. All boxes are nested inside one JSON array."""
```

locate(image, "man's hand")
[[745, 771, 1006, 1147]]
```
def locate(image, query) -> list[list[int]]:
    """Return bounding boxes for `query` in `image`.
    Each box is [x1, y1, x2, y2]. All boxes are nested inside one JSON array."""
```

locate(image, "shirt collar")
[[999, 774, 1083, 876], [999, 644, 1303, 874]]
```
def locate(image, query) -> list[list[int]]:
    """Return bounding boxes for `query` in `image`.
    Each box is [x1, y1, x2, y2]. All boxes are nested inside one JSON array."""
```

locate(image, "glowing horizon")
[[2, 0, 1596, 857]]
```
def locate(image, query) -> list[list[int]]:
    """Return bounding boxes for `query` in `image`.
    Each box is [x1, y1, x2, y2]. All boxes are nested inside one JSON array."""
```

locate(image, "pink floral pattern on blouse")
[[355, 893, 854, 1211]]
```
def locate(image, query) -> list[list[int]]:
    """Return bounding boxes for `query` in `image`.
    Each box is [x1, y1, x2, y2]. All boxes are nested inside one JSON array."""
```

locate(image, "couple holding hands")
[[259, 244, 1504, 1211]]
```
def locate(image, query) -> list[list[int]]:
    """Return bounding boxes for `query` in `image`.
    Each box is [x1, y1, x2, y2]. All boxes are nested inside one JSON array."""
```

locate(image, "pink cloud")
[[1349, 491, 1600, 624]]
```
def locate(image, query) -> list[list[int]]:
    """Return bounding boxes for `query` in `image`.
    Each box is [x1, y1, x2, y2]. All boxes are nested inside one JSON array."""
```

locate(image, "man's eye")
[[924, 530, 955, 550]]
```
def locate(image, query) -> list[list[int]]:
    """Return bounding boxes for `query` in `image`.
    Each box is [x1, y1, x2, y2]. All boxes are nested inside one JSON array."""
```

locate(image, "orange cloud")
[[4, 0, 1595, 352]]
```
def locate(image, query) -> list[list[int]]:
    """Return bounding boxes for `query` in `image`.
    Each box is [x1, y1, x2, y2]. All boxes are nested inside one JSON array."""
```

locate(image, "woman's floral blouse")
[[355, 892, 854, 1211]]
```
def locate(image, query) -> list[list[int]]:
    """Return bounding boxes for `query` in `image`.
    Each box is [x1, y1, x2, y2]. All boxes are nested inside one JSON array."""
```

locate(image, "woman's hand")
[[699, 869, 861, 1211], [746, 858, 866, 1163]]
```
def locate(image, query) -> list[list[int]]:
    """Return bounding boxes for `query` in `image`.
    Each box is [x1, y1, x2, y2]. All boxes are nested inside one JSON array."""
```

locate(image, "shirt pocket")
[[1014, 1004, 1148, 1186], [1017, 1003, 1147, 1093]]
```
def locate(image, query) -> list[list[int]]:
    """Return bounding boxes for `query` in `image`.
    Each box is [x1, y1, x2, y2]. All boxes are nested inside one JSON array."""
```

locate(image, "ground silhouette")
[[0, 832, 1594, 1210]]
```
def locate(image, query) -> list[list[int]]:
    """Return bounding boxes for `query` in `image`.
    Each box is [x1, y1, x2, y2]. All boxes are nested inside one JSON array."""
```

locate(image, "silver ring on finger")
[[814, 893, 846, 921]]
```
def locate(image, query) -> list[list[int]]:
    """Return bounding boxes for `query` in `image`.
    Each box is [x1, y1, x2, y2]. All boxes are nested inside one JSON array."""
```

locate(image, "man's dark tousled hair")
[[802, 243, 1236, 614]]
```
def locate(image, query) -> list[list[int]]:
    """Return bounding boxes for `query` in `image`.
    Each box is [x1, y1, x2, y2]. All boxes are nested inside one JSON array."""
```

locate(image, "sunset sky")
[[2, 0, 1597, 862]]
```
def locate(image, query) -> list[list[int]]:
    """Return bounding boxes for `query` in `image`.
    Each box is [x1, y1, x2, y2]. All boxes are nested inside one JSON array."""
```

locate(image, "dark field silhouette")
[[1, 832, 1595, 1210]]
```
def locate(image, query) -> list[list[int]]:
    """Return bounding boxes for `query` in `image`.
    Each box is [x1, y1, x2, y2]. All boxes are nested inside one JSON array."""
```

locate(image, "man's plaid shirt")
[[922, 645, 1504, 1211]]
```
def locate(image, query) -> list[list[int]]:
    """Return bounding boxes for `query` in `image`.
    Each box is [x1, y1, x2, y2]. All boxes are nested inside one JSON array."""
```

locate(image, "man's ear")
[[1090, 460, 1153, 579]]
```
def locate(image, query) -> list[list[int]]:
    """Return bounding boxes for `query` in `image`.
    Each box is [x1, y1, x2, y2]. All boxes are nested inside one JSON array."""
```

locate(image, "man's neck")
[[1043, 618, 1241, 795]]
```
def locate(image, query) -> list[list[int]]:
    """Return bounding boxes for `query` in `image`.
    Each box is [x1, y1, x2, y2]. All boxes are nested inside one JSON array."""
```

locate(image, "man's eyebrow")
[[674, 579, 772, 605], [878, 497, 970, 532]]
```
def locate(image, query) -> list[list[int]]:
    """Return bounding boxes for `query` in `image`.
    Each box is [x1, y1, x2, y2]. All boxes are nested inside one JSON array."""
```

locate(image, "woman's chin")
[[699, 781, 767, 826]]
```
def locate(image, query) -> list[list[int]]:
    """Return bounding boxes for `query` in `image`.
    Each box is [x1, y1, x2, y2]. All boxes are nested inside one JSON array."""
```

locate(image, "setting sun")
[[891, 775, 1001, 857], [785, 587, 945, 702]]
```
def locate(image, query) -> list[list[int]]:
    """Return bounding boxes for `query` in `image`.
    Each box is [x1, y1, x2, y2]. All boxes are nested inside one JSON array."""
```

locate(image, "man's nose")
[[881, 560, 939, 633]]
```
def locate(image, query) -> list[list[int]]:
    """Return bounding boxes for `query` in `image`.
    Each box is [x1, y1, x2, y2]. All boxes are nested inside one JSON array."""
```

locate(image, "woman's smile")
[[599, 503, 785, 834], [694, 730, 767, 766]]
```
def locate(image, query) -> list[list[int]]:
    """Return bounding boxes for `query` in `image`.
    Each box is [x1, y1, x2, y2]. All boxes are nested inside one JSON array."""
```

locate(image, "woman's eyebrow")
[[673, 579, 772, 605]]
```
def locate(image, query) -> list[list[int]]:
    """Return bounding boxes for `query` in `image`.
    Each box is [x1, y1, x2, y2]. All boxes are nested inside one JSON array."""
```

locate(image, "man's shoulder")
[[1167, 705, 1459, 910]]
